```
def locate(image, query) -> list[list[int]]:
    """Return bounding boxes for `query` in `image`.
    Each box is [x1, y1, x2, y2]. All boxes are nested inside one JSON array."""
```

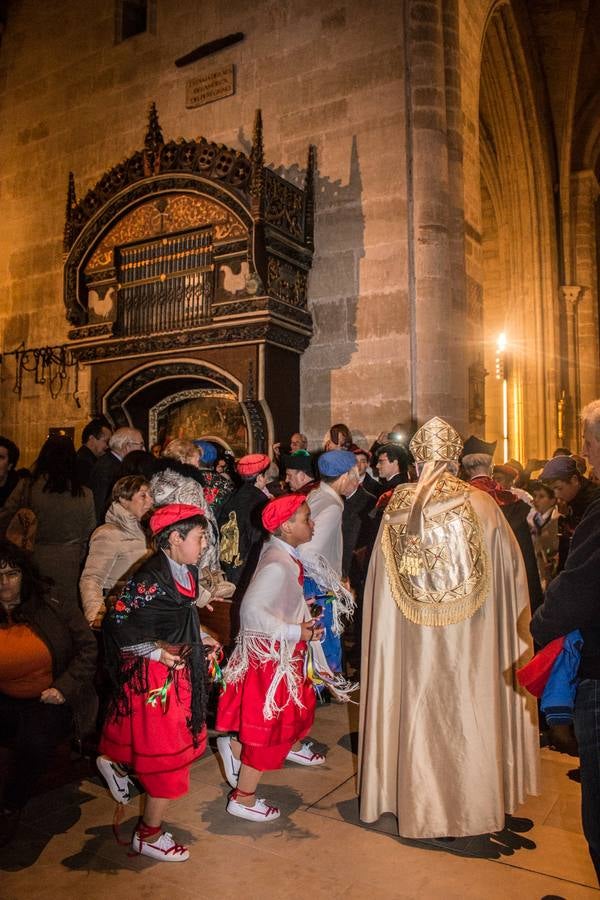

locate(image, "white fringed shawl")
[[297, 549, 356, 635], [224, 537, 357, 718]]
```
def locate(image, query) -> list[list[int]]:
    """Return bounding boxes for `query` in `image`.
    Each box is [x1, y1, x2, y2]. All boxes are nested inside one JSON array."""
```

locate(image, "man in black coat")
[[0, 436, 21, 509], [342, 479, 378, 672], [532, 399, 600, 883], [90, 427, 144, 523], [354, 448, 380, 498], [372, 443, 410, 497], [342, 484, 376, 582], [76, 417, 112, 488]]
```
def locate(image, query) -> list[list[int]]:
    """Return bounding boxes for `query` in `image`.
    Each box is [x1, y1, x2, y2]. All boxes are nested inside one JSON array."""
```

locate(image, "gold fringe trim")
[[381, 494, 490, 628]]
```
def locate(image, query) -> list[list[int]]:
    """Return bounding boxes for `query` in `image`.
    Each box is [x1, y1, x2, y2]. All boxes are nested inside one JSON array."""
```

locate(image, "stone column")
[[570, 170, 600, 410], [560, 284, 583, 445], [405, 0, 463, 428], [442, 0, 466, 319]]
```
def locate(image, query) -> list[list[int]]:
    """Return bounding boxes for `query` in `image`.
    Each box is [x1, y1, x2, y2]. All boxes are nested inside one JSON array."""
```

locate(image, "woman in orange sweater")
[[0, 540, 97, 847]]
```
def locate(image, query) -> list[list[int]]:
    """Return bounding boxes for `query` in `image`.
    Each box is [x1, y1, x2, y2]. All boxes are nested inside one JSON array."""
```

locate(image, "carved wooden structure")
[[63, 104, 315, 451]]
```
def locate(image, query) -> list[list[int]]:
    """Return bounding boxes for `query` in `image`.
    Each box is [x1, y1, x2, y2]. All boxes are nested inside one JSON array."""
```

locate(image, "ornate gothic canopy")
[[63, 104, 315, 362]]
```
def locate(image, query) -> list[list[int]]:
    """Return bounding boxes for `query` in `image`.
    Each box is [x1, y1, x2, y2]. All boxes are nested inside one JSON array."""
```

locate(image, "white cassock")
[[358, 462, 540, 839]]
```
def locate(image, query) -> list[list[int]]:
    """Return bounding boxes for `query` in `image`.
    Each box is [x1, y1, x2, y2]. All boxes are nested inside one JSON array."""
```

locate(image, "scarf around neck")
[[102, 551, 208, 741], [470, 475, 517, 508]]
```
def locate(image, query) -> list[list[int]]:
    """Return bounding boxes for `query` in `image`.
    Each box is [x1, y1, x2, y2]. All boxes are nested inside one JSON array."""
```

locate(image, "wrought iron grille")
[[115, 228, 213, 335]]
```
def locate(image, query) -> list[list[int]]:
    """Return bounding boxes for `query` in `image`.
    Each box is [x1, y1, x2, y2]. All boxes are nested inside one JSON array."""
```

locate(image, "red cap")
[[262, 493, 307, 533], [236, 453, 270, 477], [150, 503, 204, 535]]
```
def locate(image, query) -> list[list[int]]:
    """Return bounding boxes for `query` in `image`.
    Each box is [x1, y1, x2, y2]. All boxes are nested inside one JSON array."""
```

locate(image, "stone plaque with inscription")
[[186, 64, 234, 108]]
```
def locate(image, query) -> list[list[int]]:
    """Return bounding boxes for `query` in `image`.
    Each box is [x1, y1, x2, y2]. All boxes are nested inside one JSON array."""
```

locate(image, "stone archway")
[[477, 4, 559, 459], [100, 357, 268, 453]]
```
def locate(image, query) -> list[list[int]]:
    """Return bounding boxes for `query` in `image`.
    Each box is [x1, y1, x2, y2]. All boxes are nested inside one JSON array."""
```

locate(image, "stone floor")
[[1, 701, 599, 900]]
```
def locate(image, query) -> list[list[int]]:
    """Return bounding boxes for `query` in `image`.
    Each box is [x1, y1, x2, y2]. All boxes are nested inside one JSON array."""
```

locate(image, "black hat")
[[462, 435, 497, 458], [282, 450, 314, 476]]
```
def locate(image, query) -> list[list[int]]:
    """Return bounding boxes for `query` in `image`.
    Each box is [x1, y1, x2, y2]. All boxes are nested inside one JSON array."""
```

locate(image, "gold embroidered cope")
[[381, 474, 490, 627]]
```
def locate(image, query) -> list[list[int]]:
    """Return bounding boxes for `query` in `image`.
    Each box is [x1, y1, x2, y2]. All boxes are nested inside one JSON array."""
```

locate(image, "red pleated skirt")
[[100, 659, 207, 799], [216, 641, 316, 771]]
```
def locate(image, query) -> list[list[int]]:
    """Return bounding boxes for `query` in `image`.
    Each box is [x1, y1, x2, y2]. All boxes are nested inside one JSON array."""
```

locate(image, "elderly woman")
[[96, 503, 219, 862], [0, 435, 96, 608], [151, 439, 219, 568], [0, 540, 97, 846], [79, 476, 153, 628]]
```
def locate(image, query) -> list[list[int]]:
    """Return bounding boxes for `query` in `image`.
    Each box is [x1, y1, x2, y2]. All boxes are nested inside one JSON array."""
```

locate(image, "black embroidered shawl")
[[102, 550, 209, 743]]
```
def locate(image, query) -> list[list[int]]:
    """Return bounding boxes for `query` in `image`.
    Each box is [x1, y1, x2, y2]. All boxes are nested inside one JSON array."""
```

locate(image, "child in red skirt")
[[97, 503, 215, 861], [216, 494, 354, 822]]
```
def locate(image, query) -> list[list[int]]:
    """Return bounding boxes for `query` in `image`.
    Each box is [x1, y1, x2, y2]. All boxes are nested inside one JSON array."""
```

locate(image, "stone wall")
[[0, 0, 598, 464], [0, 0, 408, 461], [460, 0, 562, 457]]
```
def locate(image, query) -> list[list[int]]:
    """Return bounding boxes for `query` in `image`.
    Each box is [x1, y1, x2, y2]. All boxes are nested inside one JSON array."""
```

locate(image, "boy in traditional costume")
[[97, 503, 216, 861], [216, 494, 354, 822]]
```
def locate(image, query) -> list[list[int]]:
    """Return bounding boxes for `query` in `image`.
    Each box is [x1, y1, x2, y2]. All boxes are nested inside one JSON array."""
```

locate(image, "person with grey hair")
[[461, 451, 495, 479], [461, 436, 543, 612], [272, 432, 308, 478], [90, 427, 145, 524], [532, 399, 600, 883], [290, 432, 308, 452], [150, 439, 221, 573]]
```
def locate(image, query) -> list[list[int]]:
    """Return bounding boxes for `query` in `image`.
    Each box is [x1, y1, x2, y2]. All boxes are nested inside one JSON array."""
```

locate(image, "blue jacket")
[[541, 630, 583, 725]]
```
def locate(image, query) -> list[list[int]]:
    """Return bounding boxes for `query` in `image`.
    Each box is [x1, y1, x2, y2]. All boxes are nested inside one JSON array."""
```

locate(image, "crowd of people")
[[0, 404, 598, 880]]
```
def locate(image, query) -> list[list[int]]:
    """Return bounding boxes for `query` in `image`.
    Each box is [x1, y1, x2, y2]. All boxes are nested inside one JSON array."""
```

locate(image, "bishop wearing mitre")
[[358, 417, 540, 839]]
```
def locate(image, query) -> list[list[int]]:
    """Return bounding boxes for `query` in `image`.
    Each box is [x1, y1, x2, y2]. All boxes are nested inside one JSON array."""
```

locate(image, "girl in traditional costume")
[[97, 502, 215, 861], [215, 494, 355, 822]]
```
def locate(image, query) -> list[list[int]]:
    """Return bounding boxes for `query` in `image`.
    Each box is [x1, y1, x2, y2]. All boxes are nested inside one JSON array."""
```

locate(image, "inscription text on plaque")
[[186, 64, 235, 108]]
